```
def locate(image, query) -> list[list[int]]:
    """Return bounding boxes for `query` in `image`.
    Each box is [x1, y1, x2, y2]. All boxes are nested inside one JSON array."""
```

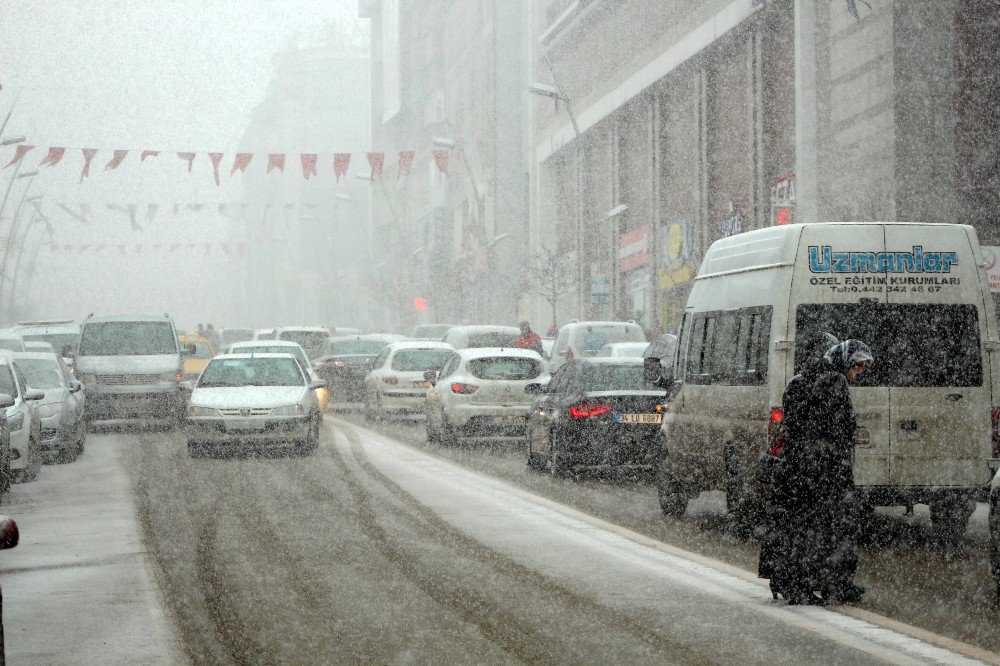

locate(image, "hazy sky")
[[0, 1, 365, 327]]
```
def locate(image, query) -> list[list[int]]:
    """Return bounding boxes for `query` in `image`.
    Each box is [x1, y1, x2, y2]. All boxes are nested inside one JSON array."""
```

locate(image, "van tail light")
[[992, 407, 1000, 458], [451, 382, 478, 395], [768, 407, 786, 456], [569, 402, 613, 419], [382, 376, 398, 385]]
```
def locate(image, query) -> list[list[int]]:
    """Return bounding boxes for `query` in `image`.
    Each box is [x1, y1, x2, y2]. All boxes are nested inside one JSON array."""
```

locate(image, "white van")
[[549, 321, 647, 373], [441, 325, 520, 350], [649, 222, 1000, 534]]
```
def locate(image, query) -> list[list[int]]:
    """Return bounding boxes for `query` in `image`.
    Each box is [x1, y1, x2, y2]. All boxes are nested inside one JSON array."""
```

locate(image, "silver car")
[[12, 352, 86, 463], [185, 353, 323, 457]]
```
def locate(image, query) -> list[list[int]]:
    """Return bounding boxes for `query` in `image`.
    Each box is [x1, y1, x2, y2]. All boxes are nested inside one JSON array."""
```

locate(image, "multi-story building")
[[530, 0, 1000, 331], [232, 22, 371, 329], [361, 0, 530, 332]]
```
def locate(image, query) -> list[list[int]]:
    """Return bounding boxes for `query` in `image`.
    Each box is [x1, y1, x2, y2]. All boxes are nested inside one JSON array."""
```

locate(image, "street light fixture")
[[605, 204, 628, 220], [431, 137, 457, 149], [528, 83, 564, 100], [0, 135, 25, 146]]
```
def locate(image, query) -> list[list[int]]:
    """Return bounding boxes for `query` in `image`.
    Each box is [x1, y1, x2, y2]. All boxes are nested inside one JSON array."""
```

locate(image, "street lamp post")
[[605, 204, 628, 318], [530, 52, 586, 319]]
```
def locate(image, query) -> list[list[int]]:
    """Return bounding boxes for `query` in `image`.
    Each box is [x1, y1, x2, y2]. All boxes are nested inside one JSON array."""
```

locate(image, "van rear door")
[[883, 225, 991, 488], [792, 224, 891, 488]]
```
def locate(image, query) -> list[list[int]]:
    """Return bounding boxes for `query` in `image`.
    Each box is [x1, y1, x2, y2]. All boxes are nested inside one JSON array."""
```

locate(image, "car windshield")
[[329, 339, 387, 355], [583, 364, 648, 391], [232, 345, 309, 369], [795, 303, 982, 387], [78, 322, 176, 356], [467, 357, 541, 380], [278, 331, 329, 359], [466, 333, 519, 348], [20, 333, 78, 354], [391, 349, 452, 372], [198, 357, 304, 388], [16, 359, 65, 390]]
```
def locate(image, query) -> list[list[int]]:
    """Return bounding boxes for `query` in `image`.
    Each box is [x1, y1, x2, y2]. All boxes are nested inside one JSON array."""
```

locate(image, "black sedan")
[[526, 358, 666, 477], [312, 335, 397, 405]]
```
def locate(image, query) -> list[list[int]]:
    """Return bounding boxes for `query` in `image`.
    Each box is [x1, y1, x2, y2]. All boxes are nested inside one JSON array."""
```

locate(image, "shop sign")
[[982, 246, 1000, 293], [591, 263, 611, 305], [771, 172, 795, 226], [618, 224, 651, 273]]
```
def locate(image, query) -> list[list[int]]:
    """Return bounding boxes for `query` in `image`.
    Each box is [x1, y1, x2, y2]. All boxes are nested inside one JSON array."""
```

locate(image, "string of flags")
[[30, 201, 322, 232], [46, 241, 254, 257], [3, 146, 437, 184]]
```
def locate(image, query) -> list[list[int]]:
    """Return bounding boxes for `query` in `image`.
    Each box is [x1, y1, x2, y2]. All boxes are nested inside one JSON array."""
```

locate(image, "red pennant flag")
[[231, 153, 253, 175], [209, 152, 223, 186], [169, 243, 181, 253], [105, 150, 128, 170], [77, 244, 91, 254], [366, 152, 385, 179], [397, 150, 415, 178], [220, 243, 229, 255], [177, 152, 196, 173], [236, 241, 246, 257], [333, 153, 351, 182], [39, 147, 66, 168], [433, 149, 450, 174], [203, 243, 212, 255], [4, 144, 35, 169], [80, 148, 98, 182], [49, 244, 59, 253], [94, 244, 107, 254], [117, 244, 127, 255], [267, 153, 285, 173], [140, 150, 159, 162], [186, 243, 196, 251], [301, 154, 318, 179], [63, 244, 74, 252], [134, 244, 144, 254]]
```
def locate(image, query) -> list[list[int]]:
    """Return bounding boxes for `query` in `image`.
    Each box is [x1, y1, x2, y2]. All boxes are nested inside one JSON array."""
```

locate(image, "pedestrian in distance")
[[515, 321, 544, 356], [760, 337, 872, 605]]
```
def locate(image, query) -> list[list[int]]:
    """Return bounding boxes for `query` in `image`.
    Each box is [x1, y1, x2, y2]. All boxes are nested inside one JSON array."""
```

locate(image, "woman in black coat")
[[765, 338, 872, 605]]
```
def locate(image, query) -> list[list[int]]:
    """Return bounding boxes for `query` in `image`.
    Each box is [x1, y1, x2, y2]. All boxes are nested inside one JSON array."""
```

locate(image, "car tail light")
[[992, 407, 1000, 458], [451, 382, 478, 395], [768, 407, 785, 456], [569, 402, 612, 419], [382, 376, 398, 385], [175, 371, 183, 382]]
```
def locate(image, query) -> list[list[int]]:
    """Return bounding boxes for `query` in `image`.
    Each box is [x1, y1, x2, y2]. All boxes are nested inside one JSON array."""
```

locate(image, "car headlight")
[[7, 412, 24, 432], [186, 405, 217, 417], [38, 402, 64, 418], [271, 404, 305, 416]]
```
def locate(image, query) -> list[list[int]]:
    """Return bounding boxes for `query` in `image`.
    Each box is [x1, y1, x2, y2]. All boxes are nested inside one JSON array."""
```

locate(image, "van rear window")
[[795, 303, 982, 387]]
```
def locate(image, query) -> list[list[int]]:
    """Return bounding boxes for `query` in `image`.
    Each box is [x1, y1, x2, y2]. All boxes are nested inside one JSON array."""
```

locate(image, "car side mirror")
[[61, 345, 75, 359], [70, 381, 83, 394], [181, 343, 197, 357], [25, 389, 45, 401], [525, 382, 544, 395], [0, 516, 18, 550], [0, 393, 13, 409], [644, 356, 667, 386]]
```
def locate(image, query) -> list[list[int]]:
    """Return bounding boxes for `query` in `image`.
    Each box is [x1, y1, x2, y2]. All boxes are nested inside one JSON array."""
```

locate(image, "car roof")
[[276, 326, 328, 333], [579, 357, 645, 366], [445, 325, 520, 334], [15, 321, 79, 333], [455, 347, 542, 360], [212, 353, 298, 360], [84, 314, 173, 323], [387, 340, 454, 351], [230, 340, 303, 349], [329, 334, 396, 342], [178, 334, 210, 343], [560, 320, 642, 330]]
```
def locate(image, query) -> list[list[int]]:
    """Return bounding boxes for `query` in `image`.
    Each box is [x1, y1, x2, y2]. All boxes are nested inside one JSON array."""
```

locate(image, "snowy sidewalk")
[[0, 433, 183, 664]]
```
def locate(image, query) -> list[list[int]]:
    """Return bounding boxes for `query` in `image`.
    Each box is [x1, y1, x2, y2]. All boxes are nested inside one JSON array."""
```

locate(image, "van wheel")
[[657, 477, 689, 517], [929, 494, 975, 539]]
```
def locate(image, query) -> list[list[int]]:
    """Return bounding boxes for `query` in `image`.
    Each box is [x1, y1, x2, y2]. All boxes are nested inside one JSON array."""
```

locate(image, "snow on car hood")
[[75, 354, 179, 375], [190, 386, 306, 409]]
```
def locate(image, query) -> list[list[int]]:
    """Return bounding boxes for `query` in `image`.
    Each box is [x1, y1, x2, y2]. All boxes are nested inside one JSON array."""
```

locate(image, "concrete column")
[[794, 0, 819, 224]]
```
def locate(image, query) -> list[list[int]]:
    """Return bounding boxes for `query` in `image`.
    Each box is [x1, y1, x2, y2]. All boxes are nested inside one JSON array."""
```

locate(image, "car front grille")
[[40, 427, 59, 440], [218, 408, 273, 417], [97, 373, 159, 385]]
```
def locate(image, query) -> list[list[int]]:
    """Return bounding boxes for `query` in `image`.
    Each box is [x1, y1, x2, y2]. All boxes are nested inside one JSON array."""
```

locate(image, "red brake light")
[[382, 376, 398, 385], [569, 402, 613, 419], [992, 407, 1000, 458], [451, 382, 478, 394], [768, 407, 786, 456]]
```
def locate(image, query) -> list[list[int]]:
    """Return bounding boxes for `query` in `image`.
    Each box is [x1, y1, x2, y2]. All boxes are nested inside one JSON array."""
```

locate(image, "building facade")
[[530, 0, 1000, 332], [361, 0, 530, 332]]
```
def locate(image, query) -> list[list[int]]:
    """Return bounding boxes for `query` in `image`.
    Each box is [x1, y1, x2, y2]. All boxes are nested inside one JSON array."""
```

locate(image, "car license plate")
[[618, 413, 662, 425], [495, 415, 523, 425], [227, 419, 263, 432]]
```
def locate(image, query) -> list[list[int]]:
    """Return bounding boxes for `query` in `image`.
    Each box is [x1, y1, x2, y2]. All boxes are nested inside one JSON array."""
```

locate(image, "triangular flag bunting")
[[433, 149, 450, 174], [397, 150, 415, 178], [4, 145, 35, 169], [333, 153, 351, 182], [177, 152, 196, 173], [105, 150, 128, 170], [39, 147, 66, 167], [301, 154, 318, 179], [140, 150, 160, 162], [367, 152, 384, 180], [231, 153, 253, 174], [80, 149, 98, 182], [267, 153, 285, 173], [209, 152, 223, 186]]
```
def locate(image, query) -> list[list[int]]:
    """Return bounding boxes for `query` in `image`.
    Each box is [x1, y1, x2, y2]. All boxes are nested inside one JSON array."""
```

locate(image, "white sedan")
[[363, 341, 453, 421], [424, 348, 548, 446], [185, 353, 324, 457]]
